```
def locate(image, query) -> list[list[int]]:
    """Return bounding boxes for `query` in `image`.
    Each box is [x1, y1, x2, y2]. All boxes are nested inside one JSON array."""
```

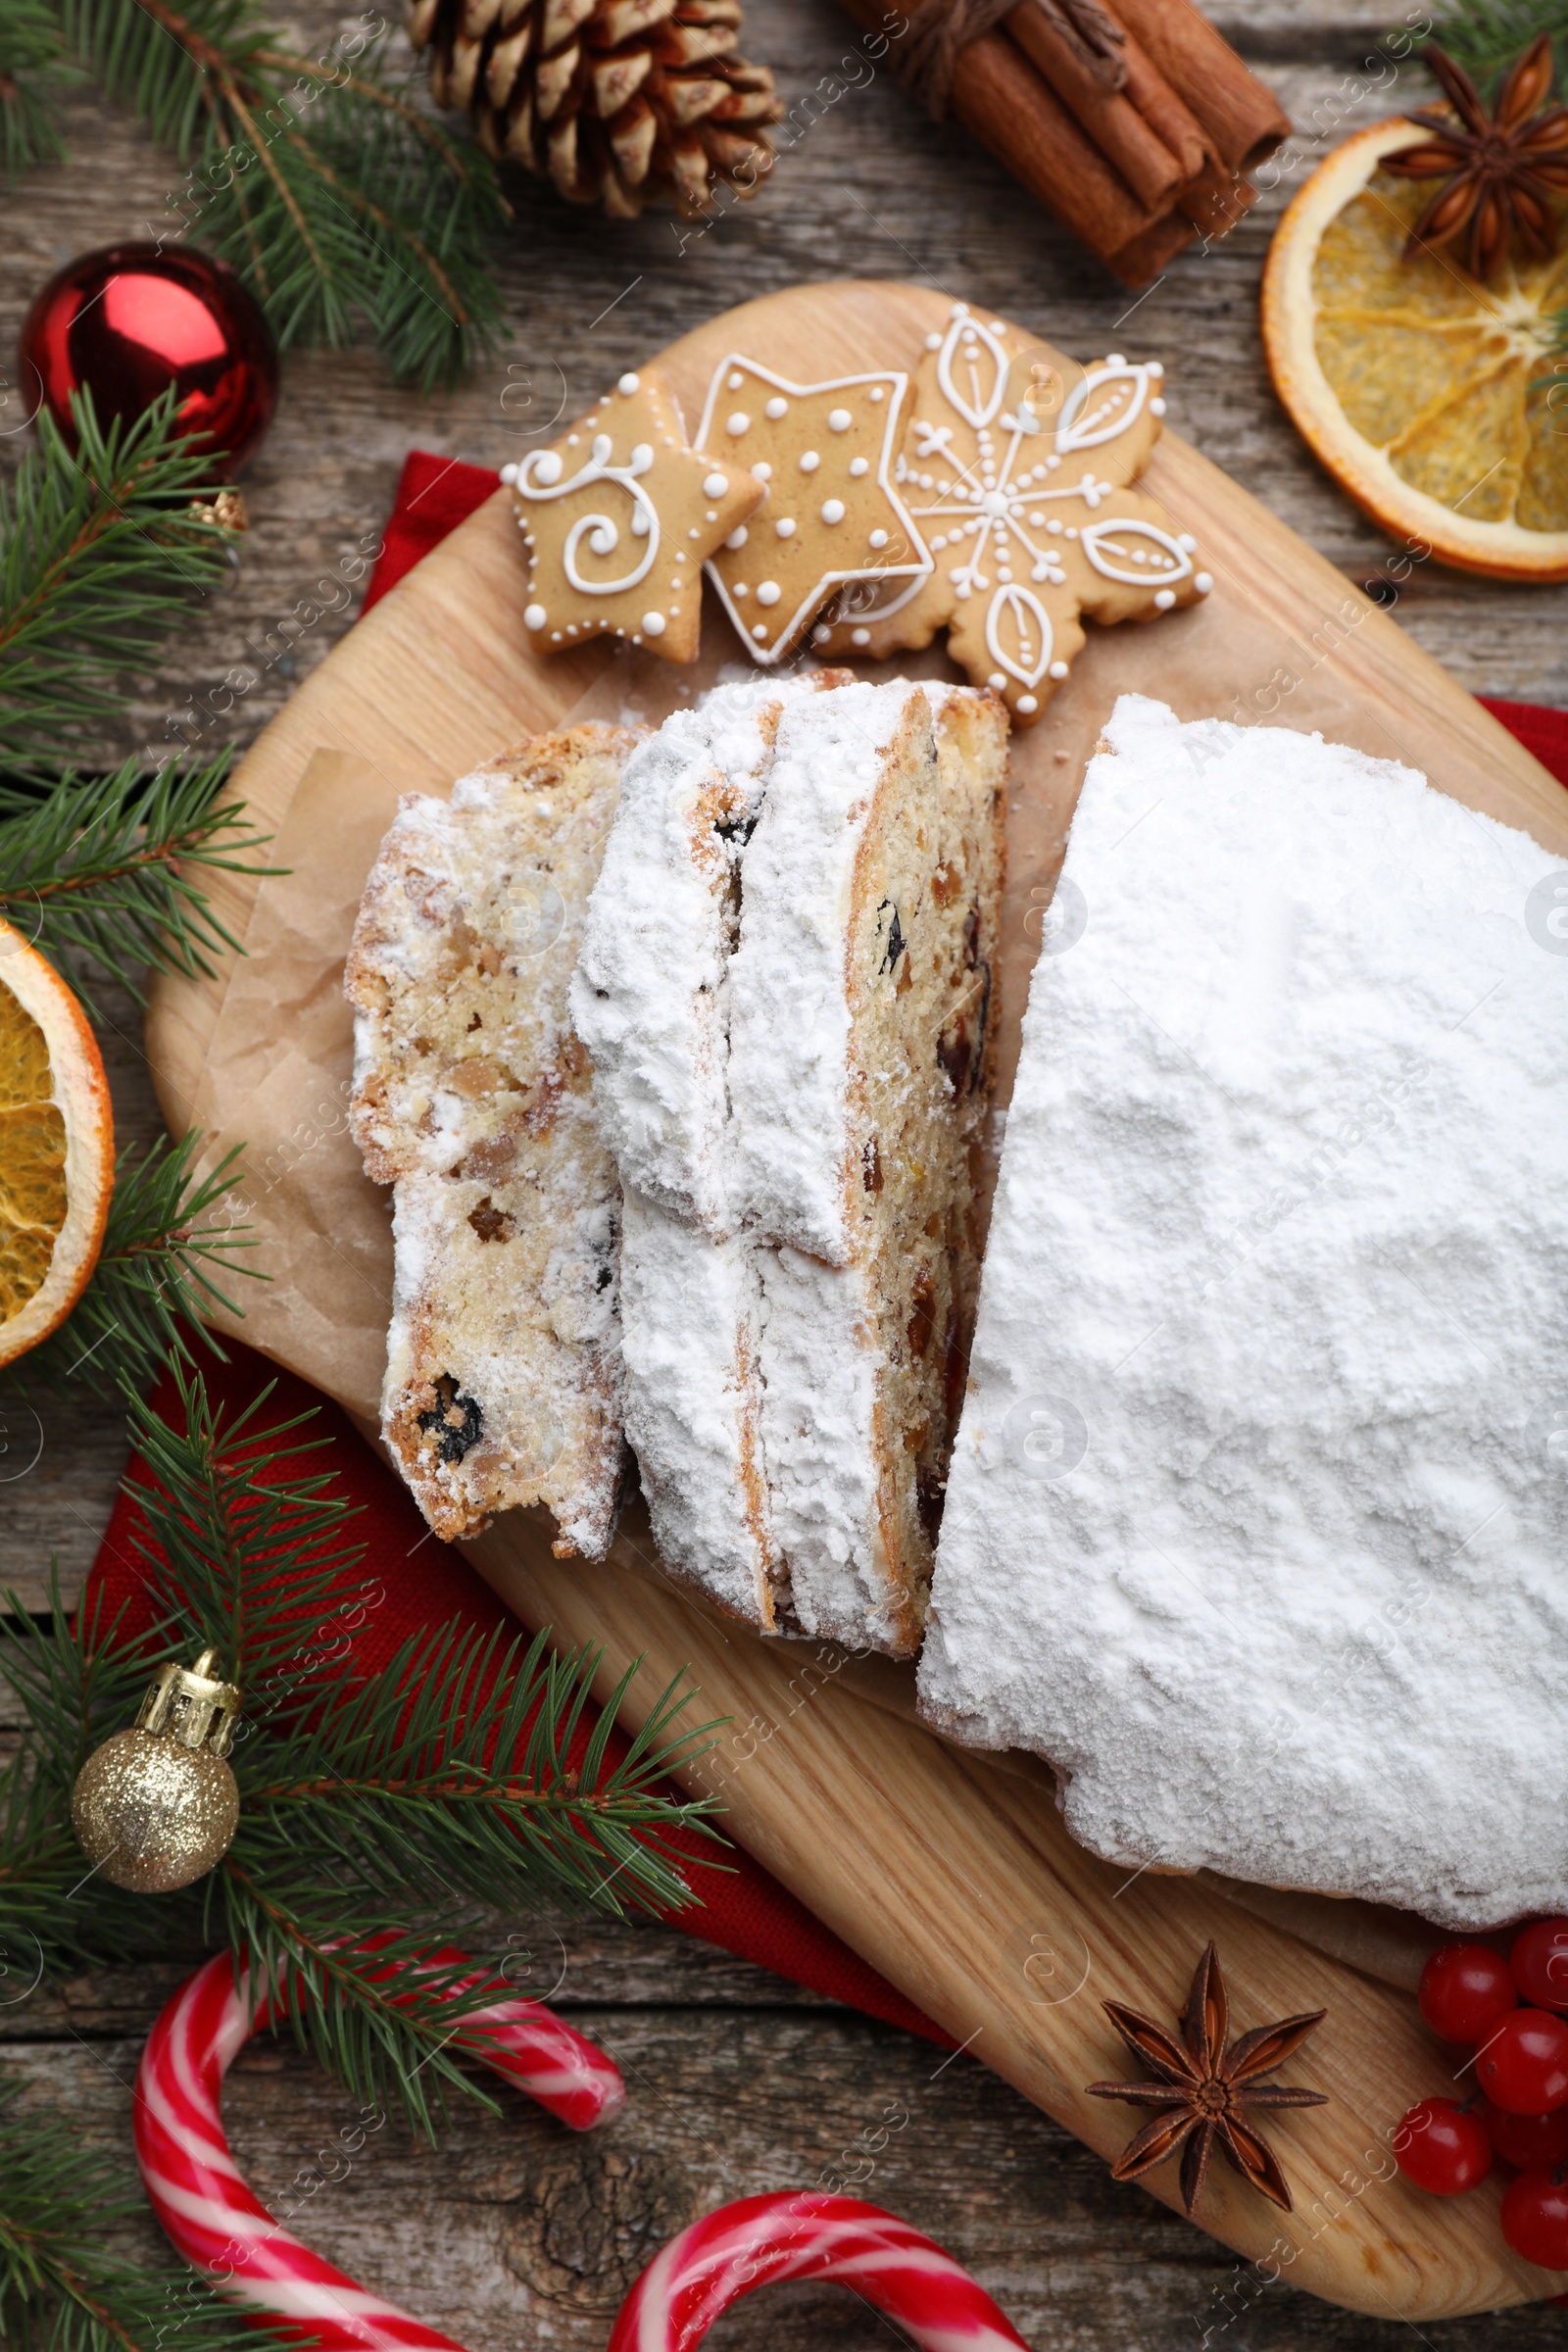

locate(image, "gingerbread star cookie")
[[694, 356, 930, 665], [502, 368, 764, 663], [812, 304, 1212, 725]]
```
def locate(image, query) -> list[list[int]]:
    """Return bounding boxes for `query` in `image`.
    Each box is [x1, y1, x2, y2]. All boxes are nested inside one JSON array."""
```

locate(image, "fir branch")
[[25, 1134, 262, 1394], [63, 0, 511, 390], [0, 753, 273, 1012], [1426, 0, 1567, 92], [0, 392, 235, 779], [0, 2076, 280, 2352], [0, 0, 73, 183]]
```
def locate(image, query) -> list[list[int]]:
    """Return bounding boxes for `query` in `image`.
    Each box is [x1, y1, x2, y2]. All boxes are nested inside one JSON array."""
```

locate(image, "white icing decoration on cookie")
[[517, 431, 661, 596], [726, 412, 750, 435], [765, 397, 788, 418], [524, 603, 547, 630], [820, 499, 845, 525], [828, 408, 852, 431], [1056, 363, 1155, 453], [800, 451, 821, 472], [642, 611, 666, 633], [756, 581, 781, 605], [1080, 515, 1194, 590], [618, 371, 640, 394], [703, 471, 730, 499], [985, 586, 1053, 690]]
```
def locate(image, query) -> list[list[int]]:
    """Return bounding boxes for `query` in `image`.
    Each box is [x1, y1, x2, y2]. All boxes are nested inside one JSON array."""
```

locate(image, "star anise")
[[1085, 1943, 1328, 2216], [1382, 34, 1568, 280]]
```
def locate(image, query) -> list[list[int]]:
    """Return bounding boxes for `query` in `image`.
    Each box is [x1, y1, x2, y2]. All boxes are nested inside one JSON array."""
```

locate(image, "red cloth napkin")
[[89, 451, 1568, 2050]]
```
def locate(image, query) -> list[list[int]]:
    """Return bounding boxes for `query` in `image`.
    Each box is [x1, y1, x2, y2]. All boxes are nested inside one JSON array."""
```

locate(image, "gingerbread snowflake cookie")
[[502, 368, 763, 663], [812, 304, 1211, 724], [694, 357, 929, 665]]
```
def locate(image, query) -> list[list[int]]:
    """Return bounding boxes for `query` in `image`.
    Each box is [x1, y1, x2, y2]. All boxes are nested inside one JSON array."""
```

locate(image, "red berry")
[[1502, 2169, 1568, 2267], [1476, 2010, 1568, 2115], [1394, 2096, 1493, 2194], [1482, 2098, 1568, 2170], [1418, 1941, 1517, 2043], [1513, 1920, 1568, 2013]]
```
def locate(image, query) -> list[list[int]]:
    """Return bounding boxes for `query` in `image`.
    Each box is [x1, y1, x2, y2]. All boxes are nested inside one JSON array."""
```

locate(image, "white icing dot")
[[812, 623, 832, 643], [1065, 526, 1079, 540], [551, 630, 563, 642], [500, 463, 518, 486], [1151, 397, 1167, 416], [727, 370, 745, 389], [642, 611, 666, 635], [733, 580, 749, 596], [703, 471, 730, 499], [827, 408, 852, 431], [1154, 588, 1176, 611], [533, 451, 563, 485], [1047, 454, 1061, 470], [868, 528, 888, 549], [998, 566, 1012, 582], [820, 499, 846, 525], [1047, 519, 1062, 535], [752, 623, 768, 640], [931, 534, 947, 550], [566, 435, 579, 448], [870, 386, 885, 402], [852, 627, 871, 646], [1178, 532, 1197, 552], [1195, 572, 1213, 594], [726, 525, 749, 549], [756, 581, 781, 606], [1049, 659, 1069, 678], [924, 332, 942, 350], [753, 462, 772, 481], [1016, 694, 1038, 714], [1105, 353, 1126, 367], [799, 451, 821, 472], [726, 412, 750, 435], [764, 396, 788, 419], [617, 371, 640, 394], [775, 517, 797, 538], [849, 456, 869, 477], [688, 527, 701, 540], [524, 603, 546, 630]]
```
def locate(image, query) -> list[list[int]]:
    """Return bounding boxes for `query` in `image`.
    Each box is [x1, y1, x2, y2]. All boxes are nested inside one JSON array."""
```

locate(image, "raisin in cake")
[[918, 692, 1568, 1928], [593, 676, 1007, 1654], [346, 724, 636, 1553]]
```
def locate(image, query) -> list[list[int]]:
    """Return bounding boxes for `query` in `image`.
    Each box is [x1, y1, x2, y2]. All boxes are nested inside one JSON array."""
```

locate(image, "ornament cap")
[[137, 1646, 242, 1757]]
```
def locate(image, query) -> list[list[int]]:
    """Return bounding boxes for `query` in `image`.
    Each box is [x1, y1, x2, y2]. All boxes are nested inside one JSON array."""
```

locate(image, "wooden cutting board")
[[146, 278, 1568, 2320]]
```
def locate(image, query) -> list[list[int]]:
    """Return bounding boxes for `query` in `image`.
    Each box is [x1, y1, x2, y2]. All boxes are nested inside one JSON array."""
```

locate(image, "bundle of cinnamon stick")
[[838, 0, 1291, 285]]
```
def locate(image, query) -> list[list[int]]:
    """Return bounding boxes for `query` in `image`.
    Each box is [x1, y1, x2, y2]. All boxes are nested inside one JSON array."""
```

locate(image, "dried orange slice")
[[1262, 120, 1568, 579], [0, 920, 114, 1367]]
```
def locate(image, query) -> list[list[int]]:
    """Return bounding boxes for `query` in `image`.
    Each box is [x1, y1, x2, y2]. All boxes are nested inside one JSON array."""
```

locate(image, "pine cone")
[[412, 0, 782, 218]]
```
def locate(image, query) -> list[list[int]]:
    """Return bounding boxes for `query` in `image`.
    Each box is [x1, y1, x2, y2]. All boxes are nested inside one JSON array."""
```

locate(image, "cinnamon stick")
[[951, 29, 1165, 258], [1108, 0, 1288, 172], [1115, 22, 1207, 182], [1177, 153, 1256, 237], [1104, 201, 1199, 283], [1004, 0, 1185, 212]]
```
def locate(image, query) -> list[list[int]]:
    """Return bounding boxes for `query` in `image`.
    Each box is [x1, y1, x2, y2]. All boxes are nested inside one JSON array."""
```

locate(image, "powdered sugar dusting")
[[919, 693, 1568, 1926]]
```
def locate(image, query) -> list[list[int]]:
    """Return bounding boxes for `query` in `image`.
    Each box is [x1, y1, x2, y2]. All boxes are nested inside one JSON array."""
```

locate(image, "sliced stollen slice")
[[612, 675, 1008, 1656], [569, 668, 852, 1238], [346, 723, 637, 1554], [918, 692, 1568, 1927], [617, 1186, 781, 1628]]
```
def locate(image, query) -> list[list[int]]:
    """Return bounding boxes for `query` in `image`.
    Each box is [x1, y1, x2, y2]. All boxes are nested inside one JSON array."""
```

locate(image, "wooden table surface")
[[4, 3, 1566, 2343]]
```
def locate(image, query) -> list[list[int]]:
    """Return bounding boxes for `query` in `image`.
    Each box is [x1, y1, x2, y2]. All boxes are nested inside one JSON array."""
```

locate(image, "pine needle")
[[0, 391, 236, 779], [62, 0, 510, 389], [0, 2076, 284, 2352], [0, 0, 74, 182], [25, 1133, 263, 1394], [1427, 0, 1568, 92]]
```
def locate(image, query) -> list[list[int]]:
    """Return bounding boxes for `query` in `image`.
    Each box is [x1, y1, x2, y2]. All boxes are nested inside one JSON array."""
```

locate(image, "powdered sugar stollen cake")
[[918, 693, 1568, 1927], [346, 725, 636, 1554], [584, 674, 1007, 1652]]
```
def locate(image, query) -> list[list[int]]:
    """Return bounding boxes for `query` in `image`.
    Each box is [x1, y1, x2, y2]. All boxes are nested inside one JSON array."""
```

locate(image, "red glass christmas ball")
[[19, 243, 278, 477]]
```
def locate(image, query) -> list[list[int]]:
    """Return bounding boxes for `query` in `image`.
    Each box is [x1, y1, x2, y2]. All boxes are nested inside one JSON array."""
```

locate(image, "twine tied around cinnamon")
[[895, 0, 1126, 122]]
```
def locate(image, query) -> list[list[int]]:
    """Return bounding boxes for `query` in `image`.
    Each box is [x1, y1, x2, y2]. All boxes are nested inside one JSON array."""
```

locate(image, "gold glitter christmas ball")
[[71, 1646, 243, 1894], [71, 1729, 239, 1892]]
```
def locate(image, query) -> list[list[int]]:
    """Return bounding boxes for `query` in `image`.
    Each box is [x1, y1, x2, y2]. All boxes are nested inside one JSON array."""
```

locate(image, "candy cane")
[[135, 1948, 623, 2352], [608, 2191, 1032, 2351]]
